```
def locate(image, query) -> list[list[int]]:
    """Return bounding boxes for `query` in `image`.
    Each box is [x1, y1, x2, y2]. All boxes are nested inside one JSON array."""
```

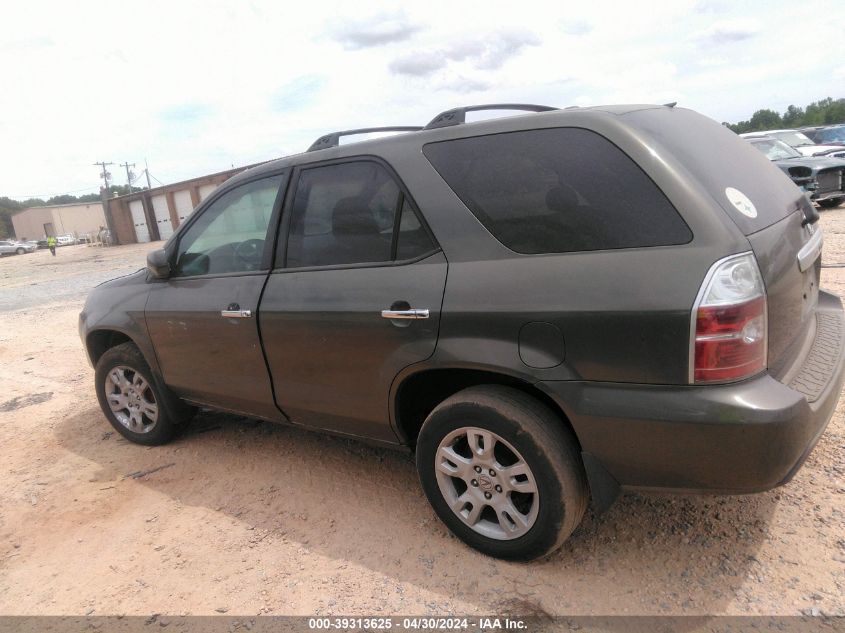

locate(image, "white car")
[[741, 129, 845, 159], [0, 240, 37, 255], [55, 234, 79, 246]]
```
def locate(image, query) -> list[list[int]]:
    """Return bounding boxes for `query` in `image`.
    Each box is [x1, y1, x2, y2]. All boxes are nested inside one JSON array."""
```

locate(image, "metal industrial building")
[[11, 201, 108, 241]]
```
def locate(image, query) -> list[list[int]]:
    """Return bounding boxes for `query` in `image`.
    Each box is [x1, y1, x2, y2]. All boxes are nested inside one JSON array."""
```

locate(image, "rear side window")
[[423, 128, 692, 254]]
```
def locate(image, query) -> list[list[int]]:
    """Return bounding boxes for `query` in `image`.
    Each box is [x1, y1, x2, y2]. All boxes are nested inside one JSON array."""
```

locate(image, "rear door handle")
[[381, 308, 430, 319], [797, 229, 823, 273], [221, 303, 252, 318]]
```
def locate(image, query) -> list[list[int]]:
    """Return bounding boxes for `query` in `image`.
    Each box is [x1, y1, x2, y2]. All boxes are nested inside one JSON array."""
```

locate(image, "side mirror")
[[147, 248, 171, 279]]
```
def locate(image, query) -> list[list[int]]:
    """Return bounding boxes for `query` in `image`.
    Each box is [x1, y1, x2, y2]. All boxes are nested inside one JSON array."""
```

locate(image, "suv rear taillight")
[[691, 252, 767, 383]]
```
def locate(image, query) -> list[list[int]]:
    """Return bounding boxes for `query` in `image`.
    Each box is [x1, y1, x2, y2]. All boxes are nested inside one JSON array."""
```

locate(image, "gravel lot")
[[0, 220, 843, 617]]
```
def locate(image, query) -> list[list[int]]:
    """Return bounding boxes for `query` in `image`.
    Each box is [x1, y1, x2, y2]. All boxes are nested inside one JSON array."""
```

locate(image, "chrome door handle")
[[381, 308, 430, 319], [221, 309, 252, 318], [797, 228, 823, 272]]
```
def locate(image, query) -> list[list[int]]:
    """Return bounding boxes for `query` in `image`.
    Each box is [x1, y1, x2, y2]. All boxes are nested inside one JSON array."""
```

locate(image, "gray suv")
[[80, 103, 845, 560]]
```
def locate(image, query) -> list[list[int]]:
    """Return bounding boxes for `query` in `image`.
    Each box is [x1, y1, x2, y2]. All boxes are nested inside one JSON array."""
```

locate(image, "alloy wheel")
[[434, 426, 539, 540], [103, 365, 159, 433]]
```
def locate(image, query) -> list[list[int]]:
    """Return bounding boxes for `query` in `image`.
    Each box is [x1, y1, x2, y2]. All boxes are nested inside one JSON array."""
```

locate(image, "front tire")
[[819, 197, 843, 209], [15, 247, 25, 255], [95, 342, 194, 445], [416, 385, 588, 561]]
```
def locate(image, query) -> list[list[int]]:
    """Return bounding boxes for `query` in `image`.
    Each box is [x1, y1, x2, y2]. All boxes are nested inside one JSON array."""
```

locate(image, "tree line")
[[724, 97, 845, 134], [0, 185, 142, 239]]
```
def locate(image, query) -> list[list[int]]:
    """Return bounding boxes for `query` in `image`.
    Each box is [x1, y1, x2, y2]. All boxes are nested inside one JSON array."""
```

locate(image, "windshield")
[[771, 131, 814, 147], [749, 138, 802, 160], [817, 127, 845, 143]]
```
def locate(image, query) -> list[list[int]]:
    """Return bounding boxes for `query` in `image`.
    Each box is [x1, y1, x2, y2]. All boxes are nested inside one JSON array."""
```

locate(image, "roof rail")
[[424, 103, 559, 130], [307, 126, 423, 152]]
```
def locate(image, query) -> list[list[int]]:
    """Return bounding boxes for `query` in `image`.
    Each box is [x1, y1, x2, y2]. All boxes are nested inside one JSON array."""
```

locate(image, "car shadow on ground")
[[54, 406, 779, 615]]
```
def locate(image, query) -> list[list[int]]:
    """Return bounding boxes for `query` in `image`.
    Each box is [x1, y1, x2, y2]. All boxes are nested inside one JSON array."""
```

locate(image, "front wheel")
[[95, 342, 195, 445], [15, 247, 25, 255], [819, 197, 843, 209], [416, 385, 588, 561]]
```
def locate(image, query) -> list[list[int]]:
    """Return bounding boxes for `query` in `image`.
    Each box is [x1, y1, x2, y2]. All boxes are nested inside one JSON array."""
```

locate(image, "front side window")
[[424, 128, 692, 254], [174, 174, 284, 277], [284, 161, 435, 268]]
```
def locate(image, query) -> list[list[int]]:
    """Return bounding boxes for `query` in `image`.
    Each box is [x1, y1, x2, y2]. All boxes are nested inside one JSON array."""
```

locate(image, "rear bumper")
[[540, 290, 845, 494]]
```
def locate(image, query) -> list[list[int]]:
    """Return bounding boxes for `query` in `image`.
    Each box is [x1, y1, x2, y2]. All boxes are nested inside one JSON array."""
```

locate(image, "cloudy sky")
[[2, 0, 843, 199]]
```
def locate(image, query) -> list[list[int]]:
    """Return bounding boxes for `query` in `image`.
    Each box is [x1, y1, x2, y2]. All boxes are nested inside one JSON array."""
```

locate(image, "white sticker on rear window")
[[725, 187, 757, 218]]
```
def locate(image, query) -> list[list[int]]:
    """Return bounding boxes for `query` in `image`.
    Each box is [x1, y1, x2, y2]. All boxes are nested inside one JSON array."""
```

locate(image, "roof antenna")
[[663, 101, 677, 108]]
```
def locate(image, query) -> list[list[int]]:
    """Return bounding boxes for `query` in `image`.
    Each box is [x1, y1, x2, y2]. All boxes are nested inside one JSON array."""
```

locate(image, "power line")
[[5, 185, 101, 200], [148, 171, 165, 186], [140, 158, 166, 188], [6, 159, 173, 202]]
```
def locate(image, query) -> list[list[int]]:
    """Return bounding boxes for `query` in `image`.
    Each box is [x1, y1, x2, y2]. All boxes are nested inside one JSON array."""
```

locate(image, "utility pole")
[[144, 158, 152, 190], [93, 161, 114, 191], [94, 162, 117, 247], [120, 161, 136, 194]]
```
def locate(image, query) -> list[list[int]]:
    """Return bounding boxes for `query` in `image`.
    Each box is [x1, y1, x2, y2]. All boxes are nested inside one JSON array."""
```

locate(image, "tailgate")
[[746, 206, 822, 379]]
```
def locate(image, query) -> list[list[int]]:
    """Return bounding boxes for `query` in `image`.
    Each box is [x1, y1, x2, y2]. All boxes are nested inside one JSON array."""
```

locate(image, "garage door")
[[129, 200, 150, 243], [151, 194, 174, 240], [173, 190, 195, 224], [198, 184, 217, 201]]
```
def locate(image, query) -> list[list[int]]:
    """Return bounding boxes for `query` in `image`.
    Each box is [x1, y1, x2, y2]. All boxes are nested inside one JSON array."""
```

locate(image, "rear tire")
[[819, 197, 843, 209], [95, 342, 195, 446], [416, 385, 588, 561], [15, 248, 25, 255]]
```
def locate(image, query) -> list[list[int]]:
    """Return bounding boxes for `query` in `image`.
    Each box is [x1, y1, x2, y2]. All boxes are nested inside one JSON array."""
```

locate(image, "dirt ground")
[[0, 220, 843, 618]]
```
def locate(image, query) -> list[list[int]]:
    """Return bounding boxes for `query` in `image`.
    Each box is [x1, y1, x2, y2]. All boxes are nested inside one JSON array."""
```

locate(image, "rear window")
[[423, 127, 692, 254]]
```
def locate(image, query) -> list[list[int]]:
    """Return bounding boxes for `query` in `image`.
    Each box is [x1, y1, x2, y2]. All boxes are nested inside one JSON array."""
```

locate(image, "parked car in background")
[[744, 135, 845, 208], [55, 234, 78, 246], [81, 103, 845, 560], [741, 129, 845, 160], [802, 124, 845, 146], [0, 240, 37, 256]]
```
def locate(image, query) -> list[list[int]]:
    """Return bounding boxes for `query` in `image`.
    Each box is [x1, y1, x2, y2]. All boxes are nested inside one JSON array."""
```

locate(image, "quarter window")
[[174, 174, 284, 277], [423, 128, 692, 254], [396, 198, 436, 260]]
